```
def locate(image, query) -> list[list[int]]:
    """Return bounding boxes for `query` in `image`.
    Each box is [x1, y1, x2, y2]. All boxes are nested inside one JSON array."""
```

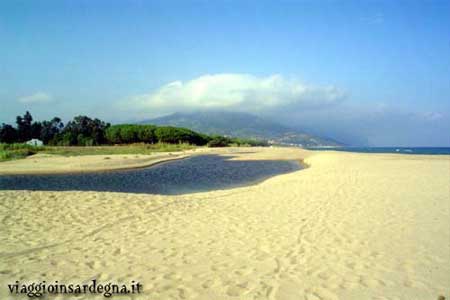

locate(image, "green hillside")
[[142, 111, 342, 147]]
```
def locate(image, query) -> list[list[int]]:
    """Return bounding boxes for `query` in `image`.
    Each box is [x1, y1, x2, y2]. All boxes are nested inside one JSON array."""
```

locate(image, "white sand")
[[0, 148, 449, 300], [0, 152, 188, 175]]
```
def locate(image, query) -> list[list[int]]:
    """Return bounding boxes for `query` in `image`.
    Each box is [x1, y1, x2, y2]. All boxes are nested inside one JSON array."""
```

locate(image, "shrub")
[[106, 124, 157, 144], [0, 143, 42, 161], [207, 136, 232, 147], [155, 126, 208, 145], [137, 125, 157, 143]]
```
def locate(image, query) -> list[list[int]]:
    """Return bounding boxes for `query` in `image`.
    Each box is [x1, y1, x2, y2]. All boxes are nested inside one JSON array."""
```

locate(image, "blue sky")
[[1, 0, 449, 146]]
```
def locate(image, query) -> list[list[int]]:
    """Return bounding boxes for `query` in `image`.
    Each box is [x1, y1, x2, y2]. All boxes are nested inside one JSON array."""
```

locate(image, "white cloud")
[[18, 92, 53, 104], [123, 74, 346, 116], [421, 111, 444, 121]]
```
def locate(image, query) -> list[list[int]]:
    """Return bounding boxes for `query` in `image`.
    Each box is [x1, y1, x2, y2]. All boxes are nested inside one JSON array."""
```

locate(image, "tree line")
[[0, 112, 267, 147]]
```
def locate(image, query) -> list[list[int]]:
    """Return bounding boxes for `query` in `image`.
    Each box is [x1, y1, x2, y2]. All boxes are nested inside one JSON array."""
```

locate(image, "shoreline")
[[1, 146, 447, 176], [306, 146, 450, 155], [0, 153, 190, 175], [0, 147, 311, 176], [0, 153, 304, 195]]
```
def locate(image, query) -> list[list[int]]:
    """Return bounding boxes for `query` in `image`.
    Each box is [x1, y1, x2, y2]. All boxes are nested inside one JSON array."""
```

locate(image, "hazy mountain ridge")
[[141, 111, 343, 147]]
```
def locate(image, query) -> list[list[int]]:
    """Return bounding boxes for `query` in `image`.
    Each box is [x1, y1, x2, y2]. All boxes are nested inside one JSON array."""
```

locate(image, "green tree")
[[154, 126, 208, 145], [16, 111, 33, 142], [40, 117, 64, 144], [0, 124, 18, 143], [119, 125, 138, 144], [106, 124, 157, 144], [137, 125, 156, 143], [105, 125, 122, 144], [30, 122, 42, 139], [59, 116, 110, 146], [207, 136, 232, 147]]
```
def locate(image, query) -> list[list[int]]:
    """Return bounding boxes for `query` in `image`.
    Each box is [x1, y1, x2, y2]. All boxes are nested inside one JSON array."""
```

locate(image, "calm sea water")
[[306, 147, 450, 155], [0, 154, 301, 195]]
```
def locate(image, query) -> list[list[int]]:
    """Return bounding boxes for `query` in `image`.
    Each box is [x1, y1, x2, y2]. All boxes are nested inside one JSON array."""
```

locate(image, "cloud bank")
[[18, 92, 53, 104], [126, 74, 346, 115], [116, 73, 448, 147], [275, 102, 449, 147]]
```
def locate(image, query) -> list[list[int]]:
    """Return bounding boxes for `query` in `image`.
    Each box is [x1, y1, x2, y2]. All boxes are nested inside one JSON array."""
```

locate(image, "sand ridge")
[[0, 152, 189, 175], [0, 148, 449, 299]]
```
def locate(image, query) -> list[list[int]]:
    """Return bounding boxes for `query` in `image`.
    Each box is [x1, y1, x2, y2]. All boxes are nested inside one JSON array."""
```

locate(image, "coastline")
[[0, 147, 449, 299], [0, 147, 311, 176], [0, 152, 190, 175], [306, 146, 450, 155]]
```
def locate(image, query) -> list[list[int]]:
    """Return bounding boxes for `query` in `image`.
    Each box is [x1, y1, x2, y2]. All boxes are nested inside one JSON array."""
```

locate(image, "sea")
[[305, 147, 450, 155]]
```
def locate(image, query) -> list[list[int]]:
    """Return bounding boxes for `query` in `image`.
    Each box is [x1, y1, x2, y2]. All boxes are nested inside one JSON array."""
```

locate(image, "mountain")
[[141, 111, 343, 147]]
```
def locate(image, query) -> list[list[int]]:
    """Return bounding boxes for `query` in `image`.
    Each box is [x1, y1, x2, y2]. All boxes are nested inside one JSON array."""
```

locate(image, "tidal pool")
[[0, 155, 301, 195]]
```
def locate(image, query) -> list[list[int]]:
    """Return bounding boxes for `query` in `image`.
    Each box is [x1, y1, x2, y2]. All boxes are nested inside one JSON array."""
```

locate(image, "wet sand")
[[0, 147, 448, 300]]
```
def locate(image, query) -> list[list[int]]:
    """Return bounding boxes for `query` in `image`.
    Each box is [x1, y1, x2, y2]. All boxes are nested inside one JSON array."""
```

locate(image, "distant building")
[[26, 139, 43, 146]]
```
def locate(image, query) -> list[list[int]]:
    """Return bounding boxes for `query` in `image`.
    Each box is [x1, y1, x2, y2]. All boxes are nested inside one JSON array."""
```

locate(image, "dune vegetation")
[[0, 111, 267, 161], [0, 143, 197, 162]]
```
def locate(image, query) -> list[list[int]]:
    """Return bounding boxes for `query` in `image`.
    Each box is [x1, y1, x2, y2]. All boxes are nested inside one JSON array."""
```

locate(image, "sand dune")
[[0, 148, 448, 299]]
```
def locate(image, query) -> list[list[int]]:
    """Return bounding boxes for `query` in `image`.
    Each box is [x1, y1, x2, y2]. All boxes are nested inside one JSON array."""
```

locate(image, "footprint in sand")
[[226, 282, 249, 297]]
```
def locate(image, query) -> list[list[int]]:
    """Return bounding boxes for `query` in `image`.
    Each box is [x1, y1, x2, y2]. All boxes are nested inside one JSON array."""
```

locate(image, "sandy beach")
[[0, 152, 191, 175], [0, 147, 448, 300]]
